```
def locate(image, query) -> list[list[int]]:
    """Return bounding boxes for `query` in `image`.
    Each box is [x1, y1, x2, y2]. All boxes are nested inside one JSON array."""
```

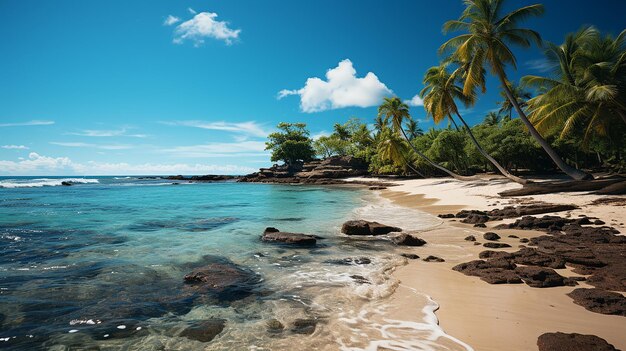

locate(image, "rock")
[[183, 260, 260, 300], [537, 332, 619, 351], [341, 220, 401, 236], [488, 204, 578, 218], [514, 266, 571, 288], [350, 274, 370, 284], [461, 214, 490, 224], [567, 288, 626, 316], [180, 319, 225, 342], [368, 186, 387, 190], [61, 181, 73, 186], [391, 233, 426, 246], [483, 232, 501, 241], [452, 260, 522, 284], [261, 228, 317, 245], [483, 242, 511, 249], [266, 319, 284, 333], [509, 247, 566, 269], [422, 255, 445, 262], [473, 242, 481, 245], [291, 319, 317, 335], [473, 223, 487, 228], [401, 253, 420, 260], [464, 235, 476, 242], [508, 235, 519, 238], [594, 219, 606, 225], [519, 238, 529, 243], [438, 214, 455, 218], [326, 257, 371, 265]]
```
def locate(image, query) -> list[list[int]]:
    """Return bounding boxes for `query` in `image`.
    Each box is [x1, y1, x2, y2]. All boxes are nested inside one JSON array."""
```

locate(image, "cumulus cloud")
[[161, 140, 268, 158], [162, 121, 268, 138], [163, 15, 180, 26], [1, 145, 29, 150], [405, 94, 424, 107], [278, 59, 392, 113], [172, 12, 240, 46], [0, 152, 256, 175], [50, 142, 132, 150], [0, 120, 55, 127]]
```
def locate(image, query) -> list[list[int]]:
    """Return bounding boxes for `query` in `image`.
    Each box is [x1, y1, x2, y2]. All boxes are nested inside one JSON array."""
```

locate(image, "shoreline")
[[369, 176, 626, 351]]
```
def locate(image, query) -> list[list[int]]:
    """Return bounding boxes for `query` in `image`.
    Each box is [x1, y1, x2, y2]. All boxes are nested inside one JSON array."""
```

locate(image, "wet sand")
[[359, 176, 626, 351]]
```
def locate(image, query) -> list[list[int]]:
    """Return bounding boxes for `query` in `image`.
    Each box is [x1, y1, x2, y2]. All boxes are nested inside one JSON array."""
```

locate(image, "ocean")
[[0, 177, 471, 350]]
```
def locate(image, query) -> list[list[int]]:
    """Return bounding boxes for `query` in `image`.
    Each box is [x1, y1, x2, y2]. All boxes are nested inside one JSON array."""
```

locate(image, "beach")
[[368, 176, 626, 350]]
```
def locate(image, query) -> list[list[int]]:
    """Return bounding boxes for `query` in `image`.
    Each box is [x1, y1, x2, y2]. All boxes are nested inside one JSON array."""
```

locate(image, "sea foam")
[[0, 178, 99, 188]]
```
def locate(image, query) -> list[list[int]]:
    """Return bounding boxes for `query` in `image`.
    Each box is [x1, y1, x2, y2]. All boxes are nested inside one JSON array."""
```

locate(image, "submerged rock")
[[567, 288, 626, 316], [183, 259, 260, 301], [401, 253, 420, 260], [341, 220, 401, 236], [61, 181, 72, 186], [261, 227, 317, 245], [325, 257, 371, 265], [291, 319, 317, 335], [391, 233, 426, 246], [266, 319, 284, 333], [180, 319, 226, 342], [537, 332, 619, 351]]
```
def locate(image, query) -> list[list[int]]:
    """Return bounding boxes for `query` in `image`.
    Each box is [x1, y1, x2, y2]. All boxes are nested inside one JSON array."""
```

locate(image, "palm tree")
[[522, 27, 626, 145], [498, 83, 532, 119], [421, 64, 529, 184], [483, 111, 501, 126], [377, 128, 424, 177], [440, 0, 593, 180], [378, 96, 474, 180], [404, 119, 424, 140]]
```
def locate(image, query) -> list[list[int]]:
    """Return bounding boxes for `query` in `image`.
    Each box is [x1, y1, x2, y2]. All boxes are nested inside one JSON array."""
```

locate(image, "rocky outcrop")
[[514, 266, 574, 288], [166, 175, 237, 182], [341, 220, 401, 236], [440, 203, 579, 223], [483, 242, 511, 249], [452, 260, 522, 284], [537, 332, 619, 351], [261, 227, 317, 245], [567, 288, 626, 316], [391, 233, 426, 246]]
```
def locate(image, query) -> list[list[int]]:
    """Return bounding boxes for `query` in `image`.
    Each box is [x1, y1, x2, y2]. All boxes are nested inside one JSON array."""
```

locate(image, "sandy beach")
[[357, 176, 626, 351]]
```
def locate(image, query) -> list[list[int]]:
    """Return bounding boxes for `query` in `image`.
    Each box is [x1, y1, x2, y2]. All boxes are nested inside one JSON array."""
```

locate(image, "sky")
[[0, 0, 624, 176]]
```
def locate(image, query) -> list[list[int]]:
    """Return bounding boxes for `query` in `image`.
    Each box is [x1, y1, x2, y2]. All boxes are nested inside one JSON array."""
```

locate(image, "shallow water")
[[0, 177, 471, 350]]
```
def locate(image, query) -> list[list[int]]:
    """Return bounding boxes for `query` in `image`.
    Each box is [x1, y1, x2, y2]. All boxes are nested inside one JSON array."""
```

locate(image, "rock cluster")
[[341, 220, 401, 236], [438, 203, 579, 224]]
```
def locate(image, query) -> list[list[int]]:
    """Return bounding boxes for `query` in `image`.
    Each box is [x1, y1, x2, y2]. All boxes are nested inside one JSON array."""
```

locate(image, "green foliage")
[[265, 122, 315, 166]]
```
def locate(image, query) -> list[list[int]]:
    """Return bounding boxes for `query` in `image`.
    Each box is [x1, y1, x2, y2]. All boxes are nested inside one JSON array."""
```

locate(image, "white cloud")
[[67, 128, 147, 138], [525, 58, 556, 73], [188, 7, 197, 15], [1, 145, 29, 150], [163, 15, 180, 26], [311, 131, 330, 140], [162, 121, 268, 138], [0, 120, 55, 127], [172, 12, 240, 46], [278, 59, 392, 113], [0, 152, 255, 175], [50, 142, 132, 150], [161, 140, 268, 158], [405, 94, 424, 107]]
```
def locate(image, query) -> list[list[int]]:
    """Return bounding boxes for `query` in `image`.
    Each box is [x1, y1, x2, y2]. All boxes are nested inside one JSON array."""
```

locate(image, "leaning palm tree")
[[498, 83, 532, 119], [421, 64, 529, 184], [377, 128, 424, 177], [523, 27, 626, 145], [378, 96, 474, 180], [483, 111, 501, 126], [440, 0, 593, 180]]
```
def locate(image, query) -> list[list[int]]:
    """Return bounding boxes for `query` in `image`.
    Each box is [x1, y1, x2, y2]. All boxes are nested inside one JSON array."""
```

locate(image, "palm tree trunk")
[[498, 75, 593, 180], [398, 128, 477, 181], [617, 110, 626, 126], [399, 151, 425, 178], [454, 112, 530, 185]]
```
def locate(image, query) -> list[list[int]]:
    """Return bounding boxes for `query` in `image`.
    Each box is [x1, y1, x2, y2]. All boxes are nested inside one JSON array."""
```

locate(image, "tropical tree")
[[522, 26, 626, 145], [266, 122, 315, 167], [405, 119, 424, 140], [378, 96, 473, 179], [421, 64, 528, 184], [377, 128, 424, 176], [440, 0, 593, 180], [498, 83, 532, 119], [483, 111, 501, 126]]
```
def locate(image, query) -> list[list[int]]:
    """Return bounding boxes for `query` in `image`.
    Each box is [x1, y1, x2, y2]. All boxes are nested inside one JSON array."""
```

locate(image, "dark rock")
[[180, 319, 226, 342], [567, 288, 626, 316], [401, 253, 420, 260], [488, 203, 578, 218], [341, 220, 401, 236], [537, 332, 619, 351], [183, 260, 260, 300], [483, 232, 501, 241], [452, 260, 522, 284], [483, 242, 511, 249], [422, 255, 445, 262], [262, 228, 317, 245], [461, 214, 490, 224], [438, 213, 455, 218], [473, 223, 487, 228], [464, 235, 476, 242], [368, 186, 387, 190], [473, 242, 481, 245], [266, 319, 284, 333], [594, 219, 606, 225], [519, 238, 529, 243], [391, 233, 426, 246], [61, 181, 72, 186], [514, 266, 571, 288], [509, 247, 566, 269], [326, 257, 371, 265], [350, 274, 370, 284], [508, 235, 519, 238], [291, 319, 317, 335]]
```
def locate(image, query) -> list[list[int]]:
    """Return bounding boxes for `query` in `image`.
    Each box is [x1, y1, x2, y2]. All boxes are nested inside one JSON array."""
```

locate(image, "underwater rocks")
[[567, 288, 626, 316], [325, 257, 372, 265], [291, 319, 318, 335], [341, 220, 402, 236], [261, 227, 317, 245], [183, 260, 260, 301], [391, 233, 426, 246], [537, 332, 619, 351], [180, 319, 226, 342]]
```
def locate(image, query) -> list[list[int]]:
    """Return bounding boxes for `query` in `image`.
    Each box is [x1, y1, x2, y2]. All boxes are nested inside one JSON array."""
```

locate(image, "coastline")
[[366, 176, 626, 351]]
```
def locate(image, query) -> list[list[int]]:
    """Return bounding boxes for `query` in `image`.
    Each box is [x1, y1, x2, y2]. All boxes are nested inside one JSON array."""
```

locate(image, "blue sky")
[[1, 0, 624, 175]]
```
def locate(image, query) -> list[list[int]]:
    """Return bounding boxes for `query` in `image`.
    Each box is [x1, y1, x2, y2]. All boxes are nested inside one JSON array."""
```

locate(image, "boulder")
[[483, 232, 501, 241], [464, 235, 476, 242], [401, 253, 420, 260], [537, 332, 619, 351], [266, 319, 284, 333], [291, 319, 317, 335], [341, 220, 401, 236], [391, 233, 426, 246], [180, 319, 226, 342], [183, 260, 260, 300], [567, 288, 626, 316], [514, 266, 572, 288], [422, 255, 445, 262], [452, 260, 522, 284], [483, 242, 511, 249], [261, 227, 317, 245]]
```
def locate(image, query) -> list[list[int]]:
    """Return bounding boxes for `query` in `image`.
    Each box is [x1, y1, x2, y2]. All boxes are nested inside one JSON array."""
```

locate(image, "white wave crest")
[[0, 178, 99, 188]]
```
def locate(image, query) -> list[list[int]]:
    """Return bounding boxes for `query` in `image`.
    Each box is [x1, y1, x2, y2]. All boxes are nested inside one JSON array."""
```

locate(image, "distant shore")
[[357, 176, 626, 350]]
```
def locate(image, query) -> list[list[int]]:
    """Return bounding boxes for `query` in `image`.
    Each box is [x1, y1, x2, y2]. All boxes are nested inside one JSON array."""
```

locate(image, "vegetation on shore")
[[265, 0, 625, 180]]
